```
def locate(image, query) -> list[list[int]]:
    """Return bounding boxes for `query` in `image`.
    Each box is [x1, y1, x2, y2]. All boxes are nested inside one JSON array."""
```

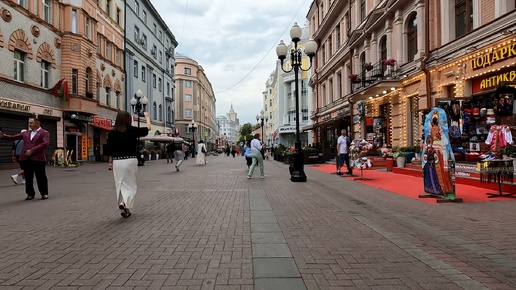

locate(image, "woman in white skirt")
[[196, 140, 207, 165], [106, 111, 151, 218]]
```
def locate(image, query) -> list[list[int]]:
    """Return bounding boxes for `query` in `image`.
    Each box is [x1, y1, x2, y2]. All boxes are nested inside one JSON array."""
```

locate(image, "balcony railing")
[[349, 60, 399, 92]]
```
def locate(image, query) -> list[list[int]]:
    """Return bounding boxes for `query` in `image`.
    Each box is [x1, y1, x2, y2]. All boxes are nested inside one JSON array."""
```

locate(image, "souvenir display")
[[422, 108, 456, 200]]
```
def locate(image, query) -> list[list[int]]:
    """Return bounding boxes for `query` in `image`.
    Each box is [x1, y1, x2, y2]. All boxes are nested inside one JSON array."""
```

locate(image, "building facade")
[[124, 0, 178, 138], [216, 106, 240, 149], [308, 0, 516, 150], [263, 69, 278, 147], [174, 54, 217, 150]]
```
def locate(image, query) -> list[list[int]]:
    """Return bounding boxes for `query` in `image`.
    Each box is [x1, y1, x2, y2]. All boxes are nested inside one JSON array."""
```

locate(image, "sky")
[[152, 0, 313, 125]]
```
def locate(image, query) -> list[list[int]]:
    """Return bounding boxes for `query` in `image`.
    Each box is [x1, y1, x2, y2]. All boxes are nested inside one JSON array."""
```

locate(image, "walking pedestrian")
[[10, 129, 27, 185], [166, 141, 174, 164], [0, 117, 50, 200], [172, 136, 185, 171], [231, 143, 237, 158], [244, 139, 252, 170], [106, 111, 151, 218], [196, 140, 207, 165], [336, 129, 352, 175], [247, 134, 266, 179]]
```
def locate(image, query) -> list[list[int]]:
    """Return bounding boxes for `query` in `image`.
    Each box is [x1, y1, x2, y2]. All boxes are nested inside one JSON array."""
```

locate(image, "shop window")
[[456, 0, 473, 37], [406, 13, 417, 62], [40, 61, 49, 88], [72, 69, 78, 94]]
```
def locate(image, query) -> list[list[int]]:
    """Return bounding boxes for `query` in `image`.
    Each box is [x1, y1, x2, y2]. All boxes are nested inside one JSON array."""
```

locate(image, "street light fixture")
[[188, 121, 198, 158], [276, 22, 317, 182], [130, 89, 149, 166]]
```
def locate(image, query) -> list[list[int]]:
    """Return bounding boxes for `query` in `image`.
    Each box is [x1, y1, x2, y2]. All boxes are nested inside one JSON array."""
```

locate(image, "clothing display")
[[485, 125, 514, 155]]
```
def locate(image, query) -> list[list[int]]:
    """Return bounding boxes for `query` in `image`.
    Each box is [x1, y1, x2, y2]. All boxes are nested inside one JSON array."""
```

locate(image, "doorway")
[[66, 134, 78, 162], [380, 104, 391, 145]]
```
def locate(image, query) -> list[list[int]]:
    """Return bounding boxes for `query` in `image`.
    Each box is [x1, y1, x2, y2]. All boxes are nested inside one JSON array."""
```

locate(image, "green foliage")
[[502, 145, 516, 157], [238, 123, 254, 143], [302, 147, 319, 153], [392, 149, 405, 159]]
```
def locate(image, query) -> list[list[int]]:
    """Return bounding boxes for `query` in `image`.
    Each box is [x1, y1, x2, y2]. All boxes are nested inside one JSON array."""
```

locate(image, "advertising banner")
[[422, 108, 456, 200]]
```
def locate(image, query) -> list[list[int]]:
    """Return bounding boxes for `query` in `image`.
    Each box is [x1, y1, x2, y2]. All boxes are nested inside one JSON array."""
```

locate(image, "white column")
[[370, 32, 377, 64], [416, 1, 425, 60], [385, 17, 394, 61]]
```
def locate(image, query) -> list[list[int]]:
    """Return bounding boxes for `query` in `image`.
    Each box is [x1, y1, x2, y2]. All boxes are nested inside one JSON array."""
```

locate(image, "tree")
[[239, 123, 254, 144]]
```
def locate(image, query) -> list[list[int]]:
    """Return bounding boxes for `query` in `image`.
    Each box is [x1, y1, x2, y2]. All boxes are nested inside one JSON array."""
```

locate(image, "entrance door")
[[93, 129, 101, 161], [66, 134, 78, 162], [380, 104, 391, 145]]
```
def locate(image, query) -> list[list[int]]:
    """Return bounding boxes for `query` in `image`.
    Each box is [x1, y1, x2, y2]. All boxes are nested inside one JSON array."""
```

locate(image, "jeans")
[[338, 153, 352, 174], [248, 151, 264, 177]]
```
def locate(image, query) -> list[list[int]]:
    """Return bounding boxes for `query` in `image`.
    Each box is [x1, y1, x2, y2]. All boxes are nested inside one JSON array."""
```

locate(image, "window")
[[167, 106, 172, 123], [134, 26, 140, 42], [14, 51, 25, 82], [151, 45, 157, 58], [116, 8, 121, 25], [43, 0, 51, 23], [106, 87, 110, 106], [85, 18, 91, 40], [85, 68, 92, 95], [142, 34, 147, 49], [134, 0, 139, 15], [18, 0, 28, 9], [142, 10, 146, 23], [115, 49, 120, 65], [328, 35, 332, 56], [360, 0, 366, 22], [141, 66, 146, 81], [185, 80, 192, 87], [97, 34, 101, 54], [167, 82, 170, 95], [407, 13, 417, 62], [185, 109, 192, 118], [158, 77, 162, 91], [106, 0, 110, 16], [158, 31, 162, 41], [159, 51, 162, 64], [106, 42, 111, 60], [72, 69, 78, 94], [152, 102, 157, 119], [116, 92, 120, 109], [153, 23, 157, 34], [456, 0, 473, 37], [184, 67, 191, 75], [152, 73, 156, 88], [158, 104, 162, 121], [379, 35, 387, 74], [133, 60, 138, 77], [71, 10, 77, 33], [336, 24, 341, 49], [40, 61, 49, 88], [185, 94, 192, 102], [336, 73, 342, 98]]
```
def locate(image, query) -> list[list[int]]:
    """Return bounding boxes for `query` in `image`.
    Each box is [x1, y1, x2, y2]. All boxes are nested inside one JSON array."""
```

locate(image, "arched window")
[[406, 13, 417, 62], [158, 104, 162, 121], [152, 102, 157, 119], [167, 106, 171, 123], [379, 36, 387, 75], [359, 52, 366, 79]]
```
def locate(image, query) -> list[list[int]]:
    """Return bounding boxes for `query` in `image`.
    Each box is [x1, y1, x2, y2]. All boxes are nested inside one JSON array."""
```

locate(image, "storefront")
[[63, 112, 92, 163], [90, 116, 114, 162], [0, 98, 62, 169]]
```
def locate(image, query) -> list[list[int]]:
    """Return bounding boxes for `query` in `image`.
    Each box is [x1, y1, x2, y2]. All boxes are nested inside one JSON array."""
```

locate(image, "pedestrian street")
[[0, 155, 515, 289]]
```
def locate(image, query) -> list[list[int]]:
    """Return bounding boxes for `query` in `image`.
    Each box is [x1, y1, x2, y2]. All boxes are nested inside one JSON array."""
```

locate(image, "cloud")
[[152, 0, 312, 125]]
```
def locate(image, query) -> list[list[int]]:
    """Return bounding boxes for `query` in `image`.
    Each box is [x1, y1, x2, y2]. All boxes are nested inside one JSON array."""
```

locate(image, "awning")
[[90, 123, 113, 131]]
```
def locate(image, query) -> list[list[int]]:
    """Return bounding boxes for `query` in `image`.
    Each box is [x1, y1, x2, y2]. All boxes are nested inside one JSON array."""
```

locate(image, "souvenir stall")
[[349, 138, 374, 181]]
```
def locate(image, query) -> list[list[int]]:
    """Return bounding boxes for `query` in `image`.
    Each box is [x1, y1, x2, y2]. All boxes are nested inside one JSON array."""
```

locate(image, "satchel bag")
[[201, 146, 207, 154]]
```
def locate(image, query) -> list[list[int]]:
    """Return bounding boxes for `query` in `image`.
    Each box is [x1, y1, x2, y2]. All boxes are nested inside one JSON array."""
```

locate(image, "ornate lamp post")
[[130, 89, 149, 166], [276, 22, 317, 182], [188, 121, 198, 158]]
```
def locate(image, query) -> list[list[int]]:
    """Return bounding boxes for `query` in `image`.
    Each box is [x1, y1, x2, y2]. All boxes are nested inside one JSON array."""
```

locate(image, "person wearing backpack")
[[10, 129, 27, 185]]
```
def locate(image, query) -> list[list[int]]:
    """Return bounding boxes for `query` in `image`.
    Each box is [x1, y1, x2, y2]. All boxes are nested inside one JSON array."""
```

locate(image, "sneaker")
[[175, 165, 179, 172], [10, 175, 18, 185], [260, 175, 267, 179], [21, 179, 26, 184], [247, 175, 251, 179]]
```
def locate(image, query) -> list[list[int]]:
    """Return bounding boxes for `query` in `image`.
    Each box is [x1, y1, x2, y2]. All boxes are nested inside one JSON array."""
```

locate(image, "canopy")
[[140, 136, 183, 143]]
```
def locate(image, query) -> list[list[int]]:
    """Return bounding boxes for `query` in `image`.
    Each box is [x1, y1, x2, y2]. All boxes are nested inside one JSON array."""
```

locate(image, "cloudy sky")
[[152, 0, 313, 125]]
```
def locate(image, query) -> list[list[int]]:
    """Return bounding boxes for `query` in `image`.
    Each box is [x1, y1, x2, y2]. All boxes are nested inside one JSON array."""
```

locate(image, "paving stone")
[[253, 244, 292, 258], [251, 223, 282, 233], [253, 258, 301, 278], [255, 278, 307, 290], [251, 233, 287, 244]]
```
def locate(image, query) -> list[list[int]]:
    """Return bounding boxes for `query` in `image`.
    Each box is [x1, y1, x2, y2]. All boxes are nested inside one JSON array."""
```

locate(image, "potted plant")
[[381, 59, 397, 66], [393, 149, 406, 168], [364, 63, 374, 71]]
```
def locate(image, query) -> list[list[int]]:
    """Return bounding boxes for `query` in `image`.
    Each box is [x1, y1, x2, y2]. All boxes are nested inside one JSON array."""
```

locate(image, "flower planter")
[[403, 152, 415, 163], [396, 156, 406, 168]]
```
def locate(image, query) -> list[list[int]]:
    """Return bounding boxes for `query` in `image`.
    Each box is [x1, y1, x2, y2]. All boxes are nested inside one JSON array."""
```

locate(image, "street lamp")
[[130, 89, 149, 166], [276, 22, 317, 182], [188, 121, 198, 158]]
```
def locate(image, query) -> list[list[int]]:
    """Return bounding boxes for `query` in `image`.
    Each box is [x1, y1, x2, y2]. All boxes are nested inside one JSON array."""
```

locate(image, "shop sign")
[[279, 126, 296, 133], [0, 100, 31, 112], [92, 116, 114, 126], [43, 109, 53, 115], [336, 106, 350, 116], [81, 135, 88, 159], [321, 114, 331, 121], [472, 69, 516, 93], [470, 42, 516, 70]]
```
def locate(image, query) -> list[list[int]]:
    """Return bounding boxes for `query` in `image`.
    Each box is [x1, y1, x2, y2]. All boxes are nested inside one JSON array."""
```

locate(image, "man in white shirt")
[[336, 129, 352, 175]]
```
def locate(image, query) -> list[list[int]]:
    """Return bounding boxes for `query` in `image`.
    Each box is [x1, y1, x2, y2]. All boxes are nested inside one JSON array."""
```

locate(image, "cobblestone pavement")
[[0, 154, 515, 290]]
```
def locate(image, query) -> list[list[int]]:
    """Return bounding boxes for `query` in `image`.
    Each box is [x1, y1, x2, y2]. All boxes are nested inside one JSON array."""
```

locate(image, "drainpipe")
[[421, 0, 432, 109]]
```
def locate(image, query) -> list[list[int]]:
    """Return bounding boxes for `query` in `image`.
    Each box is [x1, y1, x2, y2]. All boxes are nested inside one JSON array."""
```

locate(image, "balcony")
[[350, 60, 400, 93], [61, 95, 97, 115]]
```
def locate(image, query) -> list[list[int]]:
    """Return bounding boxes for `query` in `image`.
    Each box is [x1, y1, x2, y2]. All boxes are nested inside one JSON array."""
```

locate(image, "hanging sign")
[[422, 108, 456, 200]]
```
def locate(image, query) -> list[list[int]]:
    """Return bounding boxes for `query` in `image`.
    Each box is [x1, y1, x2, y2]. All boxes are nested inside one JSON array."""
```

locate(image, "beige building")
[[308, 0, 516, 150], [174, 54, 217, 150]]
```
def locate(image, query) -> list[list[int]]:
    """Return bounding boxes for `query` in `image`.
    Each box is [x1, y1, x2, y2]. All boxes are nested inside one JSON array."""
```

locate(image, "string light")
[[389, 95, 393, 144], [401, 93, 407, 146], [413, 95, 420, 146]]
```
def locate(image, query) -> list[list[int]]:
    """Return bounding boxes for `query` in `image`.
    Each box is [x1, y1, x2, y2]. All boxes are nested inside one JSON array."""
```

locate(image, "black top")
[[172, 141, 182, 151], [106, 126, 149, 158]]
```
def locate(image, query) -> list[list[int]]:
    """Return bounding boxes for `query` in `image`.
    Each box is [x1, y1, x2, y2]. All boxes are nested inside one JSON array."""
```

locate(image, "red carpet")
[[310, 164, 514, 204]]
